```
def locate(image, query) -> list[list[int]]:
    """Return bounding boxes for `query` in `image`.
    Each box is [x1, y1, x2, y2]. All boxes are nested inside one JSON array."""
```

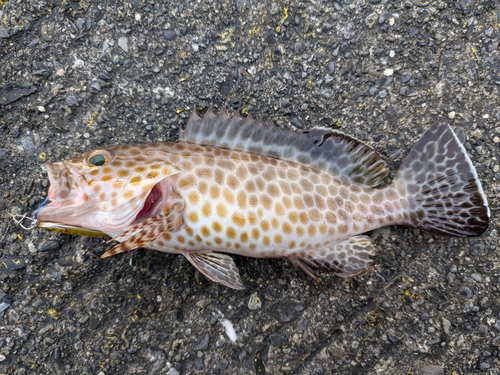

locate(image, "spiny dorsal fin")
[[180, 106, 388, 187]]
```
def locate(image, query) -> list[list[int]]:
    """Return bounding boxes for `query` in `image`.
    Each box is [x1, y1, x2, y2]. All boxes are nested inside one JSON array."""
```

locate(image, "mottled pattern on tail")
[[395, 119, 490, 237]]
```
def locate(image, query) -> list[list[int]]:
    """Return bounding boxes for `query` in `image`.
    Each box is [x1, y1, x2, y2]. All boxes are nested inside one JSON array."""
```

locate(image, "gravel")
[[0, 0, 498, 374]]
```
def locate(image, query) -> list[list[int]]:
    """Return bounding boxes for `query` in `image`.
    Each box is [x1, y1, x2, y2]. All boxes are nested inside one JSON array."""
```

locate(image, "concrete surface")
[[0, 0, 499, 374]]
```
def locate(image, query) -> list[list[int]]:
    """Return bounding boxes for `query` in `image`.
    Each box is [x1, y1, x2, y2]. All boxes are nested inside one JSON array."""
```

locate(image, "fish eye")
[[86, 149, 114, 167], [88, 154, 106, 166]]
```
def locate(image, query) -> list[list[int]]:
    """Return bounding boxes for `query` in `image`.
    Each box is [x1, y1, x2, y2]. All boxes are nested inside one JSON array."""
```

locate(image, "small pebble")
[[478, 325, 488, 336], [118, 36, 129, 52], [383, 68, 394, 76], [328, 61, 335, 75], [193, 332, 210, 351], [248, 292, 262, 310], [280, 99, 291, 108], [421, 364, 444, 375], [459, 287, 473, 299], [470, 273, 482, 282], [479, 362, 490, 370], [215, 334, 226, 347], [0, 27, 9, 38], [297, 316, 308, 330], [163, 30, 176, 40], [492, 320, 500, 332], [319, 89, 333, 98], [65, 96, 77, 107], [448, 111, 456, 119]]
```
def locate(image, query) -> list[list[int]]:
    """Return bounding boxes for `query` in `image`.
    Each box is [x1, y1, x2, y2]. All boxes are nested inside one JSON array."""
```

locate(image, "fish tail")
[[393, 118, 490, 237]]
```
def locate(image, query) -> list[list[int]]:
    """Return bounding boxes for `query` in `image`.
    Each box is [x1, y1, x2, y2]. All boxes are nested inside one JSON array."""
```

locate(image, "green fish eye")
[[88, 153, 107, 166]]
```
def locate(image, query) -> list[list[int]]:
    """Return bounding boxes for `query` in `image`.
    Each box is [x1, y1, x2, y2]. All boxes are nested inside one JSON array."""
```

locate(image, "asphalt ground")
[[0, 0, 499, 374]]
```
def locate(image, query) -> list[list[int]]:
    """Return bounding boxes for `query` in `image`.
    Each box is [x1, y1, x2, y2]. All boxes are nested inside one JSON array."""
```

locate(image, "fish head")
[[37, 145, 177, 236]]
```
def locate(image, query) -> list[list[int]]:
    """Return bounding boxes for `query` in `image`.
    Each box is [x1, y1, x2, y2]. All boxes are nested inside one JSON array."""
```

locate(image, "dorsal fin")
[[179, 106, 388, 187]]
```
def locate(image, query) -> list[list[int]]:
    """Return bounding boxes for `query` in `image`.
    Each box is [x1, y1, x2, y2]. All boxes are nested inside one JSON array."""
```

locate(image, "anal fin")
[[289, 235, 376, 279], [184, 252, 245, 290]]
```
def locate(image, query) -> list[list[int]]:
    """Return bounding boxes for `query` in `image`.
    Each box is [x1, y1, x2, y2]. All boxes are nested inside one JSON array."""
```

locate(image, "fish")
[[36, 107, 490, 289]]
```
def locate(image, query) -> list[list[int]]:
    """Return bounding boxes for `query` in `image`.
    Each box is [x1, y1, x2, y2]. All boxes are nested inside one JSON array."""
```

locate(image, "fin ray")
[[184, 252, 245, 290], [289, 235, 376, 279], [180, 107, 388, 187], [394, 119, 490, 237], [101, 210, 184, 258]]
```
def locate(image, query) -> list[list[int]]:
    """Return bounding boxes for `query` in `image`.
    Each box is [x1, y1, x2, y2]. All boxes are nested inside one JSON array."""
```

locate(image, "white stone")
[[118, 37, 129, 53]]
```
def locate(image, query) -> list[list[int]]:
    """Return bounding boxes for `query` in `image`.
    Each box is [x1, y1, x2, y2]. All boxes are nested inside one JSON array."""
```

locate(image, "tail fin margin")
[[394, 119, 490, 237]]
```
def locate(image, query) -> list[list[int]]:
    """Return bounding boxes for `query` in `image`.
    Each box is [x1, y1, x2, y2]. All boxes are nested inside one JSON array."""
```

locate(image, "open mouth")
[[37, 173, 172, 235]]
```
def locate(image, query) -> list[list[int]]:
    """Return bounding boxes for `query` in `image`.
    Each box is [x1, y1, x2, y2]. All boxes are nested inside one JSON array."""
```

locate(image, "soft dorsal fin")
[[179, 106, 388, 187]]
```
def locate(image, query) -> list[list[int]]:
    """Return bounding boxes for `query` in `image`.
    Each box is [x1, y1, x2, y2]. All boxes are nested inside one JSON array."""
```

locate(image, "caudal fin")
[[394, 119, 490, 237]]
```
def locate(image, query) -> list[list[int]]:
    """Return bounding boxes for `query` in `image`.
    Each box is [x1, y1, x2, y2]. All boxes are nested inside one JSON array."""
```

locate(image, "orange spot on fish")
[[226, 227, 236, 239], [201, 226, 210, 237], [130, 176, 141, 184], [209, 185, 220, 200], [202, 202, 211, 218], [240, 232, 249, 243], [222, 188, 235, 204], [188, 191, 200, 205], [248, 212, 258, 225], [275, 202, 285, 216], [271, 218, 279, 229], [263, 236, 270, 245], [261, 220, 269, 231], [212, 221, 222, 232], [274, 234, 283, 244], [232, 213, 246, 227], [216, 203, 228, 218], [188, 211, 198, 223], [251, 228, 260, 240], [282, 222, 293, 235]]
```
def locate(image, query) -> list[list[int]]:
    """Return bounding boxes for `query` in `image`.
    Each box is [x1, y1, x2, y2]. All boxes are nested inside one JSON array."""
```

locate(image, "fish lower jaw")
[[37, 222, 107, 237]]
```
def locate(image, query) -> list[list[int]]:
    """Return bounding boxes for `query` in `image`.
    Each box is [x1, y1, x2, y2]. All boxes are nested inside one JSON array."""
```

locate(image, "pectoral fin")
[[289, 235, 376, 279], [101, 210, 183, 258], [184, 252, 245, 290]]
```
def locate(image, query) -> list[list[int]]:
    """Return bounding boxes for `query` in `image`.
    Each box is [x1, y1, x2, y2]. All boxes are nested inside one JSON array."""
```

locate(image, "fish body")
[[37, 108, 490, 289]]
